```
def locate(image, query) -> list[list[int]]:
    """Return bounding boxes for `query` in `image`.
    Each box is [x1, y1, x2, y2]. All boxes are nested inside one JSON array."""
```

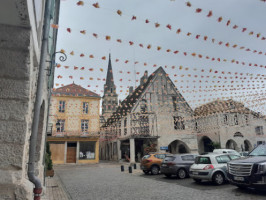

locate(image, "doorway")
[[67, 142, 77, 163]]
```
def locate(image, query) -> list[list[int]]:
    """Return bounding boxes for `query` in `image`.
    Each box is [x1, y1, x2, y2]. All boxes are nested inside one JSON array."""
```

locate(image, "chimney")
[[129, 86, 133, 95], [140, 70, 148, 85]]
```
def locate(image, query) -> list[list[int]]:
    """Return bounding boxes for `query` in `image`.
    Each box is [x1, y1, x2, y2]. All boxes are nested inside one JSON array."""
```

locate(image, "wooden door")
[[67, 147, 76, 163], [50, 142, 65, 164]]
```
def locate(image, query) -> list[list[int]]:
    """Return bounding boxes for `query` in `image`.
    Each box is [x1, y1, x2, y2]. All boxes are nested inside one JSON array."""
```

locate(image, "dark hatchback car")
[[161, 154, 197, 179], [227, 144, 266, 191]]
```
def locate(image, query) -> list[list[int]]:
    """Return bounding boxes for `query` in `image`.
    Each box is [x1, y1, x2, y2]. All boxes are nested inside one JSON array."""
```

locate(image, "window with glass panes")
[[81, 120, 89, 132], [56, 119, 65, 132], [83, 102, 89, 114], [173, 116, 185, 130], [59, 101, 65, 112]]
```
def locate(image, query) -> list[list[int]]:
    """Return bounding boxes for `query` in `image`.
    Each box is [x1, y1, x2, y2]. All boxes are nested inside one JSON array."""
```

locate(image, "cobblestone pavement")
[[42, 174, 70, 200], [55, 162, 266, 200]]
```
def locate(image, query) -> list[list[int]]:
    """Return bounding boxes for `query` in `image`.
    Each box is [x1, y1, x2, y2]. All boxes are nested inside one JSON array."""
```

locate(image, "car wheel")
[[193, 178, 202, 183], [164, 174, 172, 178], [212, 172, 225, 185], [143, 170, 149, 175], [151, 166, 159, 175], [177, 168, 187, 179]]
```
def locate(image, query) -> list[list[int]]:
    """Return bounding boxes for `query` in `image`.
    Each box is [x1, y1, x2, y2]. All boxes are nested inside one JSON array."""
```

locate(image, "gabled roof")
[[102, 66, 192, 127], [194, 99, 256, 116], [52, 83, 101, 98]]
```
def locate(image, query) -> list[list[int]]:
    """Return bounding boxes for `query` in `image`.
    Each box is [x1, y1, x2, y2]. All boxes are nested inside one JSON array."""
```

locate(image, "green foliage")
[[212, 142, 221, 149], [45, 142, 53, 170]]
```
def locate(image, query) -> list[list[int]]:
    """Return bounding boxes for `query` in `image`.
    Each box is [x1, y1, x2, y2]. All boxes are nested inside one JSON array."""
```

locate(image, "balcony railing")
[[100, 112, 158, 139]]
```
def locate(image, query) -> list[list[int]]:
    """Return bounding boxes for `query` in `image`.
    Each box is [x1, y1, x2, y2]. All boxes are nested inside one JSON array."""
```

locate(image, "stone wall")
[[196, 112, 266, 153], [0, 22, 49, 200]]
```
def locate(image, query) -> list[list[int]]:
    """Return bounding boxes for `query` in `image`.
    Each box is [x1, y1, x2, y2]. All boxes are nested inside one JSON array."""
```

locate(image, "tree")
[[212, 142, 221, 149], [45, 142, 53, 170]]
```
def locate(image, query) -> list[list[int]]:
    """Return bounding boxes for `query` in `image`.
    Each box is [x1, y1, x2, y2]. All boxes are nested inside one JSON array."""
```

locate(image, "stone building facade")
[[47, 83, 101, 164], [195, 99, 266, 154], [0, 0, 60, 199], [100, 67, 198, 163]]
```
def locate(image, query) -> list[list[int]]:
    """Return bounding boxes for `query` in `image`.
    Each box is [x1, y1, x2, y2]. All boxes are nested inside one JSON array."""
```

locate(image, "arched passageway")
[[244, 140, 252, 151], [199, 136, 214, 154], [168, 140, 190, 154], [226, 139, 238, 150]]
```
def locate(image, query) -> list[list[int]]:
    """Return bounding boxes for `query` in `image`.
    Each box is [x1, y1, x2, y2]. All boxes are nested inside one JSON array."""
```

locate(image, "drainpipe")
[[28, 0, 52, 199]]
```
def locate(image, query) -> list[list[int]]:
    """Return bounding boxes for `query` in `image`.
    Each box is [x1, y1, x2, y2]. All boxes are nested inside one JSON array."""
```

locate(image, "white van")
[[213, 149, 240, 156]]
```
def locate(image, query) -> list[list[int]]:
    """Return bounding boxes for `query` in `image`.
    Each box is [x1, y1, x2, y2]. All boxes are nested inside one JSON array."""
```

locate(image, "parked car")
[[227, 144, 266, 191], [239, 151, 249, 157], [161, 154, 197, 179], [140, 152, 170, 175], [213, 149, 240, 156], [189, 153, 241, 185]]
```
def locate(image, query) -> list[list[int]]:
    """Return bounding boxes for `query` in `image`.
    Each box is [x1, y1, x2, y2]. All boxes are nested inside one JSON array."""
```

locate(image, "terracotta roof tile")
[[52, 83, 101, 98], [194, 99, 252, 116]]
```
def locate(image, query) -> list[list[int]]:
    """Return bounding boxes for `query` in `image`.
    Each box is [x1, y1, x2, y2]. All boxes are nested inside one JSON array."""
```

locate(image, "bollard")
[[121, 165, 124, 172], [129, 166, 132, 173], [134, 163, 137, 169]]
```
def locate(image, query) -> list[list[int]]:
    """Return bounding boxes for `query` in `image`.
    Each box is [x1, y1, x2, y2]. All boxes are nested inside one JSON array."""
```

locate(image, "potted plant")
[[45, 142, 54, 177]]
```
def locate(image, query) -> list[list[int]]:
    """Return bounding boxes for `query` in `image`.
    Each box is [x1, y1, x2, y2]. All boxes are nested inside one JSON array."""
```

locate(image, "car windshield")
[[195, 157, 211, 164], [249, 145, 266, 156], [142, 155, 151, 159]]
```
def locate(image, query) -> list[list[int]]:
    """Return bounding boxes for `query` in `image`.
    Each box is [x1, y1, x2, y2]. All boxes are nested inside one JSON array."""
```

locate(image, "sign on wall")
[[160, 146, 168, 150]]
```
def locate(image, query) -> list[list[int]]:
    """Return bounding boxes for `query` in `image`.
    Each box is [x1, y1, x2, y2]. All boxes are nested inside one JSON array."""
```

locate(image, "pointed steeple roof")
[[106, 54, 114, 86]]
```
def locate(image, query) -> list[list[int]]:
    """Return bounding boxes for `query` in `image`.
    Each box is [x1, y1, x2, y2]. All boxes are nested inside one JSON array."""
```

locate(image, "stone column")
[[76, 141, 80, 163], [117, 140, 121, 161], [130, 138, 135, 163], [64, 142, 67, 163]]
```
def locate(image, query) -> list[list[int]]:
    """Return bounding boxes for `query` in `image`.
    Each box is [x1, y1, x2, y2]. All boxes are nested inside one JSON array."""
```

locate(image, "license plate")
[[234, 176, 244, 181], [192, 171, 198, 175], [162, 164, 167, 167]]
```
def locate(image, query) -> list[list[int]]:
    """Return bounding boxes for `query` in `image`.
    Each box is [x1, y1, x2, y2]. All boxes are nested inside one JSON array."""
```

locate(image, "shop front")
[[47, 136, 99, 164]]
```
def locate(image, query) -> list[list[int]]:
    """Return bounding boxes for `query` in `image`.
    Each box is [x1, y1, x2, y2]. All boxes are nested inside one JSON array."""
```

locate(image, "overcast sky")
[[55, 0, 266, 114]]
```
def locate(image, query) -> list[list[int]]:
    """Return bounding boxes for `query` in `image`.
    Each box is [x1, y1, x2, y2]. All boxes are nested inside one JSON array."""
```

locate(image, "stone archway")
[[244, 140, 252, 151], [226, 139, 238, 150], [199, 136, 214, 154], [168, 140, 190, 154]]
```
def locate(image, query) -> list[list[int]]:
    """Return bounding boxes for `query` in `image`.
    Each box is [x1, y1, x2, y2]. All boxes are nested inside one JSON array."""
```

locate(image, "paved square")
[[55, 163, 266, 200]]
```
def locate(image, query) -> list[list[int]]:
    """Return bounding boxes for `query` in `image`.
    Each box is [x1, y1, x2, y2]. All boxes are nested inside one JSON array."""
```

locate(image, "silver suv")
[[189, 153, 240, 185]]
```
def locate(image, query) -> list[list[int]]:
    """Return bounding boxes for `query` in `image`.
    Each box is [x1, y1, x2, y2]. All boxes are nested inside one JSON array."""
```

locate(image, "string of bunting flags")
[[51, 29, 266, 69], [53, 1, 266, 120], [68, 1, 266, 57], [55, 49, 266, 78], [184, 1, 266, 42]]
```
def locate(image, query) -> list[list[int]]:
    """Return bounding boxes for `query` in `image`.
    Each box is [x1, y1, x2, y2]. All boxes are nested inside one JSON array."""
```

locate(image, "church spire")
[[102, 53, 118, 120], [106, 53, 114, 87]]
